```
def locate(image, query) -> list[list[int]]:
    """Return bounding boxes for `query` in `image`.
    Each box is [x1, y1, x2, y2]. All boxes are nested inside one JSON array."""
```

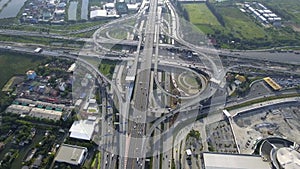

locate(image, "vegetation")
[[0, 34, 84, 47], [245, 0, 300, 24], [0, 20, 106, 35], [0, 52, 47, 112], [183, 4, 220, 26], [109, 28, 128, 40], [91, 151, 101, 169], [182, 1, 300, 49], [187, 129, 201, 140], [226, 93, 300, 111], [98, 59, 120, 79], [0, 51, 46, 89], [0, 112, 65, 169]]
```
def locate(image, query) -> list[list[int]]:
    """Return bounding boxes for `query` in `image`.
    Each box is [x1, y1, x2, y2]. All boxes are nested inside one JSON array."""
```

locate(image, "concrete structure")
[[202, 152, 271, 169], [69, 119, 97, 140], [54, 144, 88, 166]]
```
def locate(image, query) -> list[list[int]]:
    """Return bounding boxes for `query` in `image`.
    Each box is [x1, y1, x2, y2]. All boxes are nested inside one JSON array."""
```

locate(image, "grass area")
[[247, 0, 300, 24], [98, 59, 120, 80], [2, 76, 24, 92], [0, 20, 107, 34], [0, 34, 84, 47], [183, 4, 220, 26], [183, 3, 267, 40], [184, 75, 199, 87], [226, 93, 300, 111], [108, 29, 128, 39], [0, 51, 47, 89], [2, 77, 16, 92], [69, 29, 95, 38], [218, 7, 267, 39], [183, 1, 300, 49], [87, 150, 102, 169]]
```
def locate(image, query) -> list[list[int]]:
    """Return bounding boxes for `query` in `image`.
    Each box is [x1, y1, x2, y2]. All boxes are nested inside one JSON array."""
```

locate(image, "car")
[[187, 159, 192, 165]]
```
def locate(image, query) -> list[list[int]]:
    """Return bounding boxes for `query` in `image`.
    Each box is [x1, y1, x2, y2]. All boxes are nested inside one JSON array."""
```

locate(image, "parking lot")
[[206, 120, 238, 153]]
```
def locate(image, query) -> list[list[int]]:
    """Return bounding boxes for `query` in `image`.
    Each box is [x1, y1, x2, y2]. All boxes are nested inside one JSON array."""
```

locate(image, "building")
[[30, 108, 62, 121], [202, 152, 271, 169], [235, 74, 246, 83], [90, 10, 108, 19], [186, 149, 192, 156], [263, 77, 282, 90], [275, 147, 300, 169], [26, 70, 37, 80], [54, 144, 88, 166], [6, 104, 31, 114], [127, 3, 140, 11], [69, 119, 97, 141], [257, 137, 299, 169], [67, 63, 76, 72]]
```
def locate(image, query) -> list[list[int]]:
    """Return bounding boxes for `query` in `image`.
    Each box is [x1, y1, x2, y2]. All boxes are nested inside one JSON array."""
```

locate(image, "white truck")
[[34, 47, 43, 53]]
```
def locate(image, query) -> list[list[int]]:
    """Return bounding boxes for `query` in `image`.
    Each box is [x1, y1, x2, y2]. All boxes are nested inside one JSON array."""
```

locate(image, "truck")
[[34, 47, 43, 53]]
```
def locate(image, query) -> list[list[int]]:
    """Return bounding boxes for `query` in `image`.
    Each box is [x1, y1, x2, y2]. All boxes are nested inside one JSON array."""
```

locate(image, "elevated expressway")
[[4, 0, 297, 169]]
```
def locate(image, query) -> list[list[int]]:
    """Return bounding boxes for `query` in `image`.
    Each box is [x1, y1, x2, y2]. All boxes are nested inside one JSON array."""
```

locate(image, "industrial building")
[[54, 144, 88, 166], [243, 2, 282, 27]]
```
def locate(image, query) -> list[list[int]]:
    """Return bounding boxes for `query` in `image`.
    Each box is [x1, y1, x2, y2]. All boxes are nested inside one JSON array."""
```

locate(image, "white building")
[[69, 119, 97, 140], [55, 144, 88, 166], [202, 153, 271, 169]]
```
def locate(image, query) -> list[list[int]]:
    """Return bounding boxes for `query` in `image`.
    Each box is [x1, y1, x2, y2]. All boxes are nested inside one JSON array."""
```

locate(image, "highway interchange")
[[1, 0, 300, 168]]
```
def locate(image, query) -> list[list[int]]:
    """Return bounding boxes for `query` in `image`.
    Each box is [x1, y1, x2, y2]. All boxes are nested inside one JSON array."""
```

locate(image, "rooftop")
[[54, 144, 88, 166], [203, 152, 271, 169], [69, 120, 96, 140], [30, 108, 62, 121], [276, 147, 300, 169]]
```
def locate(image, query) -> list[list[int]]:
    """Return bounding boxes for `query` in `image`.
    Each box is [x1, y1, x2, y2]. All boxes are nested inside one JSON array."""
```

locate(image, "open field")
[[218, 7, 267, 40], [183, 4, 220, 26], [109, 28, 128, 39], [247, 0, 300, 24], [0, 51, 47, 89], [183, 2, 300, 49], [183, 3, 221, 34], [2, 76, 24, 92]]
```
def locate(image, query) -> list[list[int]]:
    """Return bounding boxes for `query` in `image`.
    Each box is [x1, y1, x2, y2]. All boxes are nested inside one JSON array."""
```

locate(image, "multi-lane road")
[[2, 0, 300, 168]]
